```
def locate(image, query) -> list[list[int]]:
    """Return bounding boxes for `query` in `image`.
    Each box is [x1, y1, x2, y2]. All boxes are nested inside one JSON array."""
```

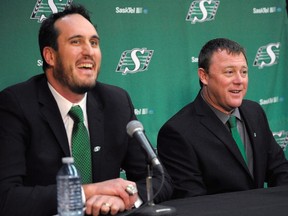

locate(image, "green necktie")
[[228, 116, 248, 164], [69, 105, 92, 183]]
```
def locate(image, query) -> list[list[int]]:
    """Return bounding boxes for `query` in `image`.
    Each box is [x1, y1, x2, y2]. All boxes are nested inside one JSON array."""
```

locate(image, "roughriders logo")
[[186, 0, 220, 24], [273, 130, 288, 152], [253, 42, 280, 69], [115, 48, 154, 75], [30, 0, 73, 23]]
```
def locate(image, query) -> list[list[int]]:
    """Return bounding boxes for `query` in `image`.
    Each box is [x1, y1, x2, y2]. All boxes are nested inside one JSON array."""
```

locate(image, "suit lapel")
[[86, 91, 104, 182], [239, 103, 261, 182], [37, 77, 70, 156], [195, 93, 251, 175]]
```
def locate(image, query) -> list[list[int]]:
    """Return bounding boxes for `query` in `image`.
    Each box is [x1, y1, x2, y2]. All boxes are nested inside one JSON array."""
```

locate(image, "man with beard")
[[0, 4, 172, 216]]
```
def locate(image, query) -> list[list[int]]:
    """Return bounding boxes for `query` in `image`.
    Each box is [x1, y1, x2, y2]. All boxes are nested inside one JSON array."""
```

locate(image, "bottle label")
[[57, 176, 83, 212]]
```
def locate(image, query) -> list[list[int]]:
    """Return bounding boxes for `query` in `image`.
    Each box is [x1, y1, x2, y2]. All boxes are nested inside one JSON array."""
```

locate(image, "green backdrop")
[[1, 0, 288, 157]]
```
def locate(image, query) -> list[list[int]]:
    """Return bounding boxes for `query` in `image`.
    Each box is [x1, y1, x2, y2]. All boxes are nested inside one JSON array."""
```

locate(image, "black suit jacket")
[[157, 92, 288, 199], [0, 74, 172, 215]]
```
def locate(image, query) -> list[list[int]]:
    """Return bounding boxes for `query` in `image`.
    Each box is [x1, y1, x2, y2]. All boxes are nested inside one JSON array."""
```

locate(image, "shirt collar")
[[47, 82, 87, 120], [200, 89, 242, 124]]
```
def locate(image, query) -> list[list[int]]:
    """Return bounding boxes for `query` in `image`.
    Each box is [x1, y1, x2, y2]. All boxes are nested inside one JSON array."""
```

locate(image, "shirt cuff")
[[81, 186, 86, 205], [134, 196, 143, 208]]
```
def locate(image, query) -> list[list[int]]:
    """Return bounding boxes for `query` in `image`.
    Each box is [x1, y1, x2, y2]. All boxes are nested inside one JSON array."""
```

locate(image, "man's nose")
[[82, 42, 94, 56]]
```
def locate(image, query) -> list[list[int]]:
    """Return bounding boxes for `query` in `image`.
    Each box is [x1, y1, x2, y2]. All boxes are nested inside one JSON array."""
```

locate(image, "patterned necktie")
[[69, 105, 92, 183], [228, 116, 248, 164]]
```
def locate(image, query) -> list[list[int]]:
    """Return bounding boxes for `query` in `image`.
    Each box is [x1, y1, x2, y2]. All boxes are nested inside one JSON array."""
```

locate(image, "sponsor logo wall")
[[1, 0, 288, 157]]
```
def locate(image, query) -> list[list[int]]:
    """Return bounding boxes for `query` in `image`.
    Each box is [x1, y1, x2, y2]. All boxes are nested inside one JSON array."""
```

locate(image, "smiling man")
[[0, 4, 172, 216], [157, 38, 288, 198], [43, 13, 101, 102]]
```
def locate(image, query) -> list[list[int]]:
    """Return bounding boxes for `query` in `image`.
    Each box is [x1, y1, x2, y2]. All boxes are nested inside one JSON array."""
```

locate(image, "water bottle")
[[57, 157, 83, 216]]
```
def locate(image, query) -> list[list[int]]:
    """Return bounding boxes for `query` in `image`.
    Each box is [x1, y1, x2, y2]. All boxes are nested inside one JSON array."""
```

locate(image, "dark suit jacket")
[[0, 74, 172, 216], [157, 92, 288, 199]]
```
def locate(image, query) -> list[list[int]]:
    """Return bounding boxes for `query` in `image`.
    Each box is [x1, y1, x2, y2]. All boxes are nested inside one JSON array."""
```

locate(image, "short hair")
[[38, 4, 93, 71], [198, 38, 247, 87]]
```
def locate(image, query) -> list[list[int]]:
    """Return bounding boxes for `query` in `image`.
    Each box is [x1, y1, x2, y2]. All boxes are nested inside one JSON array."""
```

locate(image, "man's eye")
[[91, 40, 99, 46], [241, 70, 248, 77], [71, 40, 80, 44]]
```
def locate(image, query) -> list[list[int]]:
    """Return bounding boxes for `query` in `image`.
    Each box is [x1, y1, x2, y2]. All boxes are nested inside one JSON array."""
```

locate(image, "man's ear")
[[198, 68, 208, 86], [43, 47, 56, 67]]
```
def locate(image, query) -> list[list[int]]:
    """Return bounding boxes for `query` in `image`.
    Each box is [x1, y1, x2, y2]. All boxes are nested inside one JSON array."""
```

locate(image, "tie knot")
[[228, 115, 237, 128], [69, 105, 84, 123]]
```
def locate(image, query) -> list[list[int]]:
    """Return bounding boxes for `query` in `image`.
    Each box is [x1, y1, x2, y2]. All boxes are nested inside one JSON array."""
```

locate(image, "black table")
[[158, 186, 288, 216]]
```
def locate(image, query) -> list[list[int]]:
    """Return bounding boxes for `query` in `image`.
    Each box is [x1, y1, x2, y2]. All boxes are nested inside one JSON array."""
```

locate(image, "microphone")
[[126, 120, 176, 216], [126, 120, 163, 174]]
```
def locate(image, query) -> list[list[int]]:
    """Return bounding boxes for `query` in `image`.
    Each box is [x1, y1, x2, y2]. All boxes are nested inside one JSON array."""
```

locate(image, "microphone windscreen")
[[126, 120, 144, 137]]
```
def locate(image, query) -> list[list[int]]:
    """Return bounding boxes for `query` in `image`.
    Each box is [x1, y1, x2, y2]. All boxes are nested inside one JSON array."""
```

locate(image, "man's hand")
[[83, 178, 139, 212], [85, 195, 125, 216]]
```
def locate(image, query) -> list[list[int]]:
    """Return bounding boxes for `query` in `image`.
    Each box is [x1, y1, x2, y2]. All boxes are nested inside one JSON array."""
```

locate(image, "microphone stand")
[[134, 165, 176, 216]]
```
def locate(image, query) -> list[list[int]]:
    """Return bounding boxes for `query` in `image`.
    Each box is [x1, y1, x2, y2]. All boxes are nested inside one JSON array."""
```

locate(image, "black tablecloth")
[[158, 186, 288, 216]]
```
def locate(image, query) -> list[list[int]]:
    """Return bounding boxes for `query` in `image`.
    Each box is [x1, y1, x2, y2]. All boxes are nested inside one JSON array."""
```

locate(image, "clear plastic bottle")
[[57, 157, 83, 216]]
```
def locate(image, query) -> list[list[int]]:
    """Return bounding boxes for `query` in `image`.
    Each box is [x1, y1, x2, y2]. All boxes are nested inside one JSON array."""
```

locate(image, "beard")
[[53, 56, 97, 94]]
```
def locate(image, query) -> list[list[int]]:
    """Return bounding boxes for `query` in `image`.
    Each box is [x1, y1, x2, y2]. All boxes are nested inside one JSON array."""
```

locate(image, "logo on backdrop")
[[273, 130, 288, 152], [30, 0, 73, 23], [259, 95, 284, 106], [253, 42, 280, 69], [115, 7, 148, 14], [186, 0, 220, 24], [134, 108, 154, 116], [115, 48, 154, 75], [252, 6, 282, 14]]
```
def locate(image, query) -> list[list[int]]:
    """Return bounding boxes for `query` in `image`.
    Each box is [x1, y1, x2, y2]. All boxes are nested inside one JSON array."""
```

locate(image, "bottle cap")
[[62, 157, 74, 164]]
